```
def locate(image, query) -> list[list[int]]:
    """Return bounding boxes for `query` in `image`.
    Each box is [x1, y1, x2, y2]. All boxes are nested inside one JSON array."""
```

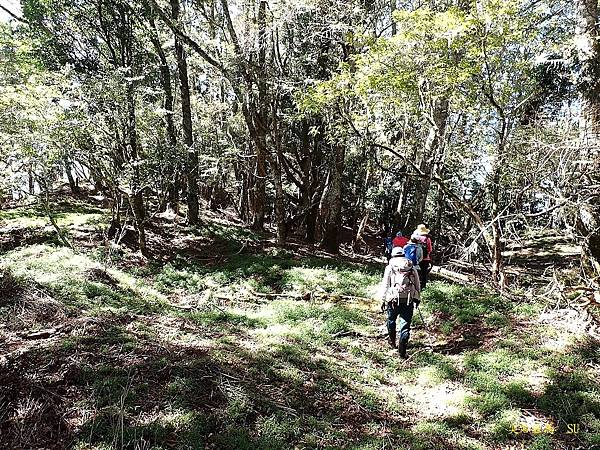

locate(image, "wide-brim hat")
[[391, 247, 404, 257], [415, 224, 431, 235]]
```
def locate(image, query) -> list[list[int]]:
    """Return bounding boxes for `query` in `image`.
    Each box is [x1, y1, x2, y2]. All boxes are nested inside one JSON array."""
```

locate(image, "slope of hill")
[[1, 198, 599, 450]]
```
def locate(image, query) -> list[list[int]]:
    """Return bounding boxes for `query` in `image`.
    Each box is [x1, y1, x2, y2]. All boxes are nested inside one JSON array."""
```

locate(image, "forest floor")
[[1, 197, 600, 450]]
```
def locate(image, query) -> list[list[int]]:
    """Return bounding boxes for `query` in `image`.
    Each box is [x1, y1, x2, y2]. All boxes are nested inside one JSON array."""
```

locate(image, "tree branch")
[[144, 0, 227, 76]]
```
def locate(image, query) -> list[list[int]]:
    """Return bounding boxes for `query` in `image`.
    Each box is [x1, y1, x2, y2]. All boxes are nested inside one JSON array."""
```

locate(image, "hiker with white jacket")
[[376, 246, 421, 358]]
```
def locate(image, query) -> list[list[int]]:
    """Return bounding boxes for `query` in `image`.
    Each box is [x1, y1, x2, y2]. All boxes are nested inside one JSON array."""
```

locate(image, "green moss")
[[465, 391, 509, 416]]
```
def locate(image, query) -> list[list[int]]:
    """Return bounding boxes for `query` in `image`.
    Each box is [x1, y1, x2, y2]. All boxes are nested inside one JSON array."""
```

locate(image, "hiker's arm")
[[376, 266, 391, 302]]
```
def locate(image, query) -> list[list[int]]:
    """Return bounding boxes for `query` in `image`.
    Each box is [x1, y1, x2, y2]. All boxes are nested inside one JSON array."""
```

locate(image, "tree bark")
[[412, 96, 449, 228], [149, 17, 179, 212], [63, 156, 79, 195], [271, 109, 287, 244], [490, 155, 504, 287], [575, 0, 600, 278], [171, 0, 199, 225], [320, 143, 346, 253], [250, 0, 268, 231], [125, 84, 148, 257]]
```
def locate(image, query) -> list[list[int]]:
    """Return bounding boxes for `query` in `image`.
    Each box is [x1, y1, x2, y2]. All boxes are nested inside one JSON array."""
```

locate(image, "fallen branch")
[[250, 290, 301, 299], [429, 266, 473, 284], [21, 328, 58, 339], [249, 289, 373, 302]]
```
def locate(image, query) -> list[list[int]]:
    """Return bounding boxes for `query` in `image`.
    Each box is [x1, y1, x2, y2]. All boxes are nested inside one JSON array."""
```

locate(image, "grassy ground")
[[1, 200, 599, 449]]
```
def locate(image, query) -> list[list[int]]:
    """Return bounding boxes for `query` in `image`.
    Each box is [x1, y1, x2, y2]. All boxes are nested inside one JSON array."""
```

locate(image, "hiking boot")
[[388, 332, 397, 348], [398, 340, 407, 359]]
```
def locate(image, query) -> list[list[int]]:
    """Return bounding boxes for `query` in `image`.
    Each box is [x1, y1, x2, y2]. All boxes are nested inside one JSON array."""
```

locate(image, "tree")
[[574, 0, 600, 278]]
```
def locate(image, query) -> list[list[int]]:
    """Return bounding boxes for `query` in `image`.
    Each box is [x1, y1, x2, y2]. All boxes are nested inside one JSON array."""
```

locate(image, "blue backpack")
[[404, 243, 422, 265]]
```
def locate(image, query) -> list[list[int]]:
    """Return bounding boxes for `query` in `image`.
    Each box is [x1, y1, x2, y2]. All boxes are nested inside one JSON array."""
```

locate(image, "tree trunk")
[[149, 17, 179, 213], [413, 97, 449, 227], [125, 84, 148, 257], [171, 0, 199, 225], [575, 0, 600, 278], [390, 0, 396, 36], [271, 112, 287, 244], [63, 157, 79, 195], [353, 210, 369, 252], [433, 187, 445, 255], [250, 0, 268, 231], [28, 166, 35, 195], [576, 0, 600, 140], [320, 143, 346, 253], [490, 159, 504, 287], [305, 122, 323, 243]]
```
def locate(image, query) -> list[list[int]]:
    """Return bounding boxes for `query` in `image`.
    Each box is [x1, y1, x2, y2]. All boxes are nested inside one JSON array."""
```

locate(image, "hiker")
[[412, 224, 433, 290], [383, 232, 393, 262], [392, 231, 408, 249], [376, 246, 421, 358], [403, 236, 423, 266]]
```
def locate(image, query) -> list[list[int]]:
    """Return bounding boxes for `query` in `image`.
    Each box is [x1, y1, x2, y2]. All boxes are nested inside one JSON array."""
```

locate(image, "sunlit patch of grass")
[[151, 254, 381, 300], [153, 264, 206, 293], [410, 352, 461, 382], [0, 203, 107, 230], [464, 348, 533, 378], [274, 366, 306, 384], [300, 416, 346, 448], [443, 411, 475, 428], [200, 222, 261, 245], [440, 320, 454, 335], [465, 391, 509, 416], [513, 301, 544, 317], [285, 265, 380, 297], [146, 409, 213, 447], [1, 244, 169, 314], [486, 408, 521, 441], [422, 281, 507, 325], [355, 387, 383, 412], [186, 309, 268, 329], [56, 212, 105, 227], [267, 299, 368, 339], [255, 414, 301, 449], [410, 420, 455, 449]]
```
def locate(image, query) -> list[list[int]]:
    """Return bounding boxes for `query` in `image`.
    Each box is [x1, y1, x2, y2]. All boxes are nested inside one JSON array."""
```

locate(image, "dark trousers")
[[419, 260, 430, 289], [386, 301, 414, 344]]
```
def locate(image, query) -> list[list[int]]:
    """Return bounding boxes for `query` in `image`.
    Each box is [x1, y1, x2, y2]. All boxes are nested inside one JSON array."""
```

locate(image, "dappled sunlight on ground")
[[1, 203, 599, 449]]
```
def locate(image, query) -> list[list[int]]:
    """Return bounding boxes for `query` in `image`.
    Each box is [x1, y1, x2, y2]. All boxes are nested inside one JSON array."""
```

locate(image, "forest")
[[1, 0, 599, 448]]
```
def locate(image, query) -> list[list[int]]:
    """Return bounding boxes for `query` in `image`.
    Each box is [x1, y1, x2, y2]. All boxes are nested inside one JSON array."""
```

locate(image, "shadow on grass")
[[0, 317, 424, 450]]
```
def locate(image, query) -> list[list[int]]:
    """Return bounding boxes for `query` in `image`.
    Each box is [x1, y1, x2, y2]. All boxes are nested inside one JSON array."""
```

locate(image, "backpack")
[[404, 243, 422, 265], [386, 257, 418, 304]]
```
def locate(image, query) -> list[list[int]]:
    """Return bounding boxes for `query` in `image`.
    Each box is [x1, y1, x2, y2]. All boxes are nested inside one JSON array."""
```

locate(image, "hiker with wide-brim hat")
[[411, 223, 433, 290]]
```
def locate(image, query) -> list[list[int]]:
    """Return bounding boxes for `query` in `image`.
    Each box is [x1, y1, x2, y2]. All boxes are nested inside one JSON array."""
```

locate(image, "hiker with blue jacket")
[[383, 232, 393, 262], [376, 246, 421, 358]]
